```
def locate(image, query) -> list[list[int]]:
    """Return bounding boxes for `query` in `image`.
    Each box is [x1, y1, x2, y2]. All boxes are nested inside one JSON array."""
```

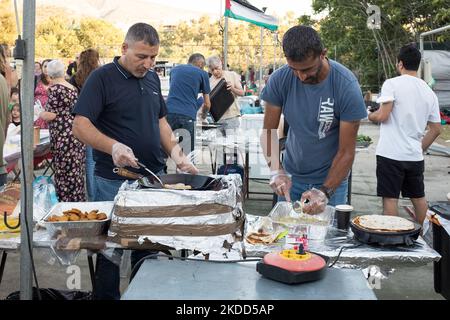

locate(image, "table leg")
[[348, 170, 352, 205], [245, 150, 250, 199], [12, 168, 21, 182], [208, 147, 215, 174], [87, 252, 96, 291], [0, 251, 7, 285], [42, 158, 55, 177]]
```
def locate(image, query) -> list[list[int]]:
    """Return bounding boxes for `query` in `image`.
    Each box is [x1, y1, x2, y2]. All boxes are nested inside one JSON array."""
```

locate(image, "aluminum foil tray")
[[40, 201, 114, 238]]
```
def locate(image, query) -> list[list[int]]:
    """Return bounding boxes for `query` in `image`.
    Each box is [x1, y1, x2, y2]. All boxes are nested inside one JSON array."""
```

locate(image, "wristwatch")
[[319, 185, 335, 200]]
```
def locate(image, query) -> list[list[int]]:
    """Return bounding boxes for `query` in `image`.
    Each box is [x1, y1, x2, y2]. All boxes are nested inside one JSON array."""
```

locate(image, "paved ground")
[[0, 121, 448, 300]]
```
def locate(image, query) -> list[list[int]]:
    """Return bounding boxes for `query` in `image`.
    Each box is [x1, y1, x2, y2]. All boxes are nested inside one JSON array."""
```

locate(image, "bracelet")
[[319, 185, 334, 200]]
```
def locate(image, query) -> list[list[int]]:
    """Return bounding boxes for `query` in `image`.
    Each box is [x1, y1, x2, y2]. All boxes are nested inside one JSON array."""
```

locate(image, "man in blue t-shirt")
[[166, 53, 211, 154], [72, 23, 198, 299], [260, 25, 367, 214]]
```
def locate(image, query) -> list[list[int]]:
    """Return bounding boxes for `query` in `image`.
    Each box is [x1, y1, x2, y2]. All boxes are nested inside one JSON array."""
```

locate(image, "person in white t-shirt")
[[368, 43, 442, 225]]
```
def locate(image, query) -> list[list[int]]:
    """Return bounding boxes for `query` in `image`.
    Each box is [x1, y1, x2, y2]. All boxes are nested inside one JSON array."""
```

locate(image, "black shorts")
[[376, 155, 425, 199]]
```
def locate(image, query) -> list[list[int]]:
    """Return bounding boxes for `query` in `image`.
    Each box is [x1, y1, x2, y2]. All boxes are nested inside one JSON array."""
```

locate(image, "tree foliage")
[[158, 13, 298, 72], [304, 0, 450, 91], [0, 0, 16, 45], [35, 17, 123, 59]]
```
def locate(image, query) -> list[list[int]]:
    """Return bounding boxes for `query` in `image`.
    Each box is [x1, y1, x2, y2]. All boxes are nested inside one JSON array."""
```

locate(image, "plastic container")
[[429, 201, 450, 300], [269, 201, 334, 240]]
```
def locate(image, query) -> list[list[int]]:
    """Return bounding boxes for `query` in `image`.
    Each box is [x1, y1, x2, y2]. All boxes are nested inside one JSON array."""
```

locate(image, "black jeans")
[[93, 249, 157, 300], [92, 175, 161, 300]]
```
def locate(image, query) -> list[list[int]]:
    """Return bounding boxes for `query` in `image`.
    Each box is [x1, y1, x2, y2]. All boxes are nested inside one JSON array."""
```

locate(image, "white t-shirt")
[[375, 74, 441, 161]]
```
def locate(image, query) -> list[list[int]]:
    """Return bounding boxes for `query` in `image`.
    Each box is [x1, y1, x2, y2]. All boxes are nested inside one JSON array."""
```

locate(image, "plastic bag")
[[33, 176, 58, 222], [33, 99, 44, 121]]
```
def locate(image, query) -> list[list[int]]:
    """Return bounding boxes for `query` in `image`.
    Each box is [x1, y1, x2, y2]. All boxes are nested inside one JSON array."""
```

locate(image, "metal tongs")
[[136, 161, 164, 186]]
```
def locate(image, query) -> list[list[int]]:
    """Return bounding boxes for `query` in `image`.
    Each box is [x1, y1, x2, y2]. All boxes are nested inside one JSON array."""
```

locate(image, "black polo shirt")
[[73, 57, 167, 180]]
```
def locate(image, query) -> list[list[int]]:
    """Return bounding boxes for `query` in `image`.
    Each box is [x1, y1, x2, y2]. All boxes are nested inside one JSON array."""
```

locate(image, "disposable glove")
[[176, 160, 199, 175], [300, 188, 329, 215], [112, 142, 138, 168], [269, 170, 292, 203]]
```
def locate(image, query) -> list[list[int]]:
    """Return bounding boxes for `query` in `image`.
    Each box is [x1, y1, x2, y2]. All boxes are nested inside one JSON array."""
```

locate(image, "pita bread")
[[353, 215, 415, 232], [246, 232, 277, 245], [163, 183, 192, 190]]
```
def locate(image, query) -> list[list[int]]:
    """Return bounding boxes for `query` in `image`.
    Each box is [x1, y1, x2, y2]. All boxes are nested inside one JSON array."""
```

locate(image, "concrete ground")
[[0, 121, 448, 299]]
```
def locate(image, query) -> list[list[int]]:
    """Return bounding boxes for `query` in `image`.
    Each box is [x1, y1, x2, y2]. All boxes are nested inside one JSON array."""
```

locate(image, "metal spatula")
[[137, 161, 164, 187]]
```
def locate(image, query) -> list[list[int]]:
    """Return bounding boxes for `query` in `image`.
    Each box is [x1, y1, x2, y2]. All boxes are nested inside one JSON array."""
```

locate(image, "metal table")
[[245, 215, 441, 271], [121, 259, 377, 300]]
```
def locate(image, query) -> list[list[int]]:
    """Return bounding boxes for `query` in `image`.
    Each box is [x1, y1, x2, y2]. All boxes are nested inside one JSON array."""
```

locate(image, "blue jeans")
[[278, 177, 349, 207], [85, 146, 96, 201], [166, 113, 195, 155], [93, 175, 160, 300]]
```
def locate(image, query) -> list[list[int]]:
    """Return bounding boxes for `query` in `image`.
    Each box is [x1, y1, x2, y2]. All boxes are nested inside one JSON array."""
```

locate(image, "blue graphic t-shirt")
[[260, 59, 367, 184]]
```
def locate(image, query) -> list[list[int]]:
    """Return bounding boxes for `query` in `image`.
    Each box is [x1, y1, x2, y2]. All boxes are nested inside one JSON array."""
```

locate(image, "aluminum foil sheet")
[[245, 214, 441, 271], [137, 234, 241, 255], [114, 174, 242, 211], [108, 174, 244, 255], [112, 209, 237, 225]]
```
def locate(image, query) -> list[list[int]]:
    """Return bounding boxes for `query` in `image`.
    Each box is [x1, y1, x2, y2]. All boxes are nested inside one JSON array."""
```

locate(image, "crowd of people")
[[0, 45, 102, 200], [0, 22, 444, 300]]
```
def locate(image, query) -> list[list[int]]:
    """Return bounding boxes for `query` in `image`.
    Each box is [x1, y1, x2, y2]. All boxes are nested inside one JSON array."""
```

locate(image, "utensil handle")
[[113, 167, 142, 180]]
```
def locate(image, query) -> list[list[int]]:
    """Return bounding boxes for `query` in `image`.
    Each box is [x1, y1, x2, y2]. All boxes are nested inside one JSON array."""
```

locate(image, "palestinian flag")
[[224, 0, 278, 31]]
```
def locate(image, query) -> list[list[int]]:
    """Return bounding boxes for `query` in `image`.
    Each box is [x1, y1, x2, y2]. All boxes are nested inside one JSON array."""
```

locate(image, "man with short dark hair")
[[260, 25, 367, 214], [72, 22, 198, 299], [166, 53, 211, 155], [368, 44, 442, 225]]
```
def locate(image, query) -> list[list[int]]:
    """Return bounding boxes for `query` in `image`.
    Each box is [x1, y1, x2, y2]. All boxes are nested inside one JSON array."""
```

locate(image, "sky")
[[145, 0, 314, 19]]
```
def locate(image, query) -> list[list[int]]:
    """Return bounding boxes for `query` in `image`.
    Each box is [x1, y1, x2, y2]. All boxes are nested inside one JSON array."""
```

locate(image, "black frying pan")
[[350, 218, 421, 246], [113, 168, 224, 191], [139, 173, 224, 191]]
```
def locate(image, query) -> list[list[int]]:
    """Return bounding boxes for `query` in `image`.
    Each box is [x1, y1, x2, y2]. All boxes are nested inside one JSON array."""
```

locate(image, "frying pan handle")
[[113, 167, 143, 180]]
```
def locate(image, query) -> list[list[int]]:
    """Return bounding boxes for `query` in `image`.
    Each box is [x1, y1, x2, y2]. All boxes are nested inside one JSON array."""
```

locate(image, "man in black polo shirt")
[[72, 22, 198, 300]]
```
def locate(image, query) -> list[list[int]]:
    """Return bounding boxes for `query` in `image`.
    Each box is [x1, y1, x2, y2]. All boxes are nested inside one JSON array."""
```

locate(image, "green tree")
[[35, 17, 80, 59], [304, 0, 450, 91], [0, 0, 17, 45], [75, 18, 124, 58]]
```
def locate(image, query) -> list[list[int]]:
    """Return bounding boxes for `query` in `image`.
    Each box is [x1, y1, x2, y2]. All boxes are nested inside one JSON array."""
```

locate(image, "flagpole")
[[224, 15, 228, 70], [273, 32, 277, 71], [259, 26, 263, 94], [259, 7, 267, 95]]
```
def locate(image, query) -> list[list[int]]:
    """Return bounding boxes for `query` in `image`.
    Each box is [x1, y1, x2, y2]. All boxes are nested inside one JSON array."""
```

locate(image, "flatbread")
[[246, 232, 277, 245], [163, 183, 192, 190], [353, 215, 415, 232]]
